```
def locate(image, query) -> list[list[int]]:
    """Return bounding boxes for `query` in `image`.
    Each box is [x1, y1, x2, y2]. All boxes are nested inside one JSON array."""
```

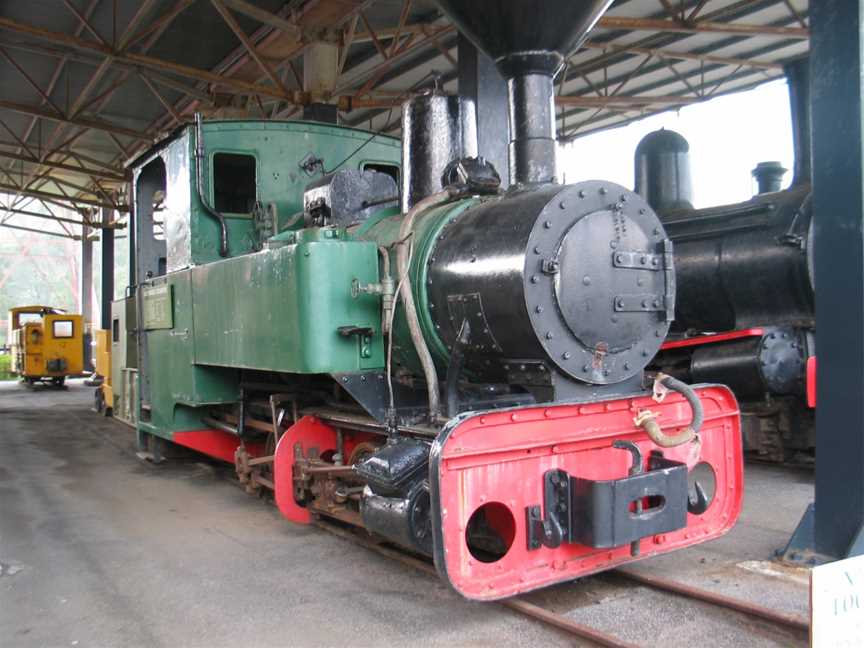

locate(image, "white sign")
[[812, 553, 864, 647]]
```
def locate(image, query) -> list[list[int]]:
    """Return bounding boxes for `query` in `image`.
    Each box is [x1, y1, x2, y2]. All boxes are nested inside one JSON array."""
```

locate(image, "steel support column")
[[457, 34, 510, 189], [100, 207, 114, 330], [785, 0, 864, 562], [784, 57, 811, 187], [80, 221, 94, 372]]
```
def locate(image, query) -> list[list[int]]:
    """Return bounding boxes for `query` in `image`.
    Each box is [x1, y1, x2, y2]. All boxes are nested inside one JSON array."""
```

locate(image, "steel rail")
[[614, 568, 810, 633], [312, 517, 809, 644], [312, 520, 634, 648]]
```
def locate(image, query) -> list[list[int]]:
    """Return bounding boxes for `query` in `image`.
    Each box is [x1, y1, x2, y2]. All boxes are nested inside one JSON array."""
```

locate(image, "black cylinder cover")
[[427, 181, 674, 385], [689, 328, 807, 398]]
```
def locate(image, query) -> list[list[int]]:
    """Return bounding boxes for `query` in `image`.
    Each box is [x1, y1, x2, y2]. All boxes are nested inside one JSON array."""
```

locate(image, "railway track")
[[125, 421, 806, 648], [127, 426, 806, 648], [314, 520, 809, 647]]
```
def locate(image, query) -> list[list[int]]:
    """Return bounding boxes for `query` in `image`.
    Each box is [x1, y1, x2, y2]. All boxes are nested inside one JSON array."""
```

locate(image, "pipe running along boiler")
[[126, 0, 743, 600]]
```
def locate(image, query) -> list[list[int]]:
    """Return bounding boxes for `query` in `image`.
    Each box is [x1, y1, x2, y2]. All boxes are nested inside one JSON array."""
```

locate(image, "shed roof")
[[0, 0, 808, 235]]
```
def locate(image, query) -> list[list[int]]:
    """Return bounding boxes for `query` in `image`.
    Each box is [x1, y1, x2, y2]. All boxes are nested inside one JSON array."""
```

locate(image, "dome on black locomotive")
[[635, 128, 690, 156], [634, 128, 694, 215], [426, 180, 674, 386]]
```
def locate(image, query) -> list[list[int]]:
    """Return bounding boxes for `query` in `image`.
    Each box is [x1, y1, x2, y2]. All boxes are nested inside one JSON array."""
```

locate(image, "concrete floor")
[[0, 380, 812, 647]]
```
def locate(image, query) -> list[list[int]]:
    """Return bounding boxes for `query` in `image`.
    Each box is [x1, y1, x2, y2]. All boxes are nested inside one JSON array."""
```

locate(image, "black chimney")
[[435, 1, 613, 186]]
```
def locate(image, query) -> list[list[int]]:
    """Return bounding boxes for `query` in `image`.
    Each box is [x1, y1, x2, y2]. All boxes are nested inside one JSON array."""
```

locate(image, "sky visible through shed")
[[0, 79, 794, 339], [561, 79, 795, 208]]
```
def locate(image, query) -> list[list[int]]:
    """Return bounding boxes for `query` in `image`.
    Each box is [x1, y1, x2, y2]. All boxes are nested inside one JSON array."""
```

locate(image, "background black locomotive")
[[646, 59, 815, 464]]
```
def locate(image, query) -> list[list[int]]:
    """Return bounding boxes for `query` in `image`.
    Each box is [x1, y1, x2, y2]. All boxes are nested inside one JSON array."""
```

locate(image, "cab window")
[[52, 320, 73, 338], [213, 153, 257, 213], [18, 313, 41, 326]]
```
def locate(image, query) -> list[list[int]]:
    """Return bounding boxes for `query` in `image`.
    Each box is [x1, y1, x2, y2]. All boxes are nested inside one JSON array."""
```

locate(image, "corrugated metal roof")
[[0, 0, 808, 232]]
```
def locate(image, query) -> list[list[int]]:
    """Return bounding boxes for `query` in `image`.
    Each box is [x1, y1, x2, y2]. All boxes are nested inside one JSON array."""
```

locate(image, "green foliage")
[[0, 204, 129, 345], [0, 353, 13, 381]]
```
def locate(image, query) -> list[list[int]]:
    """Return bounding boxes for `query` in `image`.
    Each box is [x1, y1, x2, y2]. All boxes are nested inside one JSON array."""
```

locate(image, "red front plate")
[[430, 385, 743, 600]]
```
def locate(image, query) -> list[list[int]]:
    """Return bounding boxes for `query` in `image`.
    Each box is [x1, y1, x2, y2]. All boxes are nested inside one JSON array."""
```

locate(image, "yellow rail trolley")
[[8, 306, 85, 387]]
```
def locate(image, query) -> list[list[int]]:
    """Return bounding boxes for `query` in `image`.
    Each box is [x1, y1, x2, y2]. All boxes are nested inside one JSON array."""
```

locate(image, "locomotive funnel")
[[435, 0, 613, 184]]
